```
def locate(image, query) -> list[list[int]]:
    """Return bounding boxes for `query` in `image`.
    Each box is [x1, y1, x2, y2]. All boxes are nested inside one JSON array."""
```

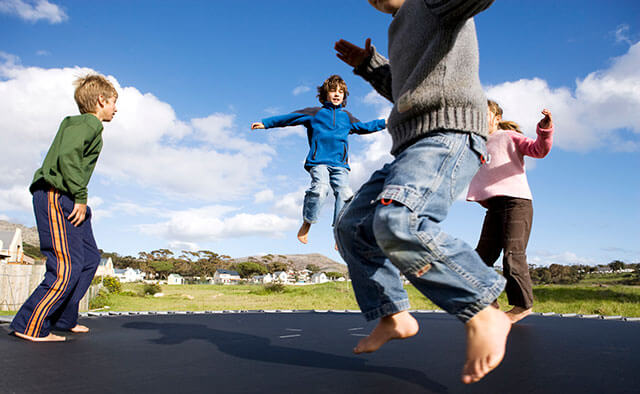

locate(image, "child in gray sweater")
[[334, 0, 511, 384]]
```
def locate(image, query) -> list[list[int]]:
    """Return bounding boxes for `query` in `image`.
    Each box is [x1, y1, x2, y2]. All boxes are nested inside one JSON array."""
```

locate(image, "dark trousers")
[[475, 196, 534, 309], [10, 189, 100, 337]]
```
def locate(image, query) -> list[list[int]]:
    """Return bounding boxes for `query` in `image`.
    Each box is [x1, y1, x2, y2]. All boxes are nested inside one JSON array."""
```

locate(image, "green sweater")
[[31, 113, 103, 204]]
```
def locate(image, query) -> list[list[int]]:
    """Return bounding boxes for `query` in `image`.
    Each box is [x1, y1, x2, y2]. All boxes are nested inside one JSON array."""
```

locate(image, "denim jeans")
[[303, 165, 353, 226], [335, 131, 506, 322]]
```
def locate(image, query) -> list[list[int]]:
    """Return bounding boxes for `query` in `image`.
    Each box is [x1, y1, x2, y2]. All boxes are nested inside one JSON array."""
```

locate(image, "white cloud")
[[0, 54, 277, 213], [614, 24, 632, 45], [486, 41, 640, 152], [529, 251, 599, 267], [348, 90, 393, 190], [254, 189, 274, 203], [168, 240, 199, 251], [138, 205, 298, 243], [35, 49, 50, 56], [272, 188, 305, 220], [292, 85, 311, 96], [0, 185, 32, 213], [0, 0, 67, 23], [267, 125, 306, 141]]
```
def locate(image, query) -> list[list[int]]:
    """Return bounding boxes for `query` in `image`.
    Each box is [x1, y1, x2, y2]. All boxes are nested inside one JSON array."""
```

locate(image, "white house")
[[213, 269, 241, 285], [95, 257, 115, 277], [296, 269, 312, 282], [272, 271, 289, 284], [251, 273, 273, 284], [114, 267, 146, 283], [0, 229, 25, 264], [311, 272, 328, 284], [167, 273, 185, 285]]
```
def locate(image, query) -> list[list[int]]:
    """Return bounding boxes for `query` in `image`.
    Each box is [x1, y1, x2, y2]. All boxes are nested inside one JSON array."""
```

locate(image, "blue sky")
[[0, 0, 638, 267]]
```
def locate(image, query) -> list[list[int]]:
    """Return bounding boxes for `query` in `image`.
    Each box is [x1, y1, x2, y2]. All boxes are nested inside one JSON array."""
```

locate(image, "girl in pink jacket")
[[467, 100, 554, 323]]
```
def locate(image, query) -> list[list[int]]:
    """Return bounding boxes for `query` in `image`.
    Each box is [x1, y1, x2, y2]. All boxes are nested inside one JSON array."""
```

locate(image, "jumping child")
[[251, 75, 386, 244], [334, 0, 511, 384], [10, 74, 118, 342], [467, 101, 554, 323]]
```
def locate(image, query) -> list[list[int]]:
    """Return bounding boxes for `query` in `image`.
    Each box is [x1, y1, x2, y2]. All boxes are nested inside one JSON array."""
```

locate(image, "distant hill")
[[229, 253, 348, 274], [0, 220, 39, 247]]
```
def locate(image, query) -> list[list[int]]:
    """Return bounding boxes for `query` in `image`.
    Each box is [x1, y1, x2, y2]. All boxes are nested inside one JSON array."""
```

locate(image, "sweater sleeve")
[[262, 108, 316, 129], [423, 0, 494, 24], [58, 124, 97, 204], [510, 125, 554, 159], [353, 46, 394, 103], [350, 119, 387, 135]]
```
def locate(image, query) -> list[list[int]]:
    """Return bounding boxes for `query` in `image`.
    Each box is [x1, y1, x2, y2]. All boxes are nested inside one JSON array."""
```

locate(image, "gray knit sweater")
[[354, 0, 493, 156]]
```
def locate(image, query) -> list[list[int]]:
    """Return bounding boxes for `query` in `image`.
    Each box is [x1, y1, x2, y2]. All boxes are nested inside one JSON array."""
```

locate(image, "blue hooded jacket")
[[262, 102, 386, 170]]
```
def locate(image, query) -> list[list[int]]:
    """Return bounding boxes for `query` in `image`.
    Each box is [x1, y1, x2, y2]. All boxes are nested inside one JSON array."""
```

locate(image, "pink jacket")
[[467, 124, 553, 205]]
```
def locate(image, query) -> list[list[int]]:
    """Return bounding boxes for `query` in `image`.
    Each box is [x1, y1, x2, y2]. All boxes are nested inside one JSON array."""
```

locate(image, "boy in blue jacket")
[[252, 75, 386, 244]]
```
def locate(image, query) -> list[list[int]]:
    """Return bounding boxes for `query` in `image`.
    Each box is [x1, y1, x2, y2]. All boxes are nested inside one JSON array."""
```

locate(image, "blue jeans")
[[303, 165, 352, 226], [335, 131, 505, 322]]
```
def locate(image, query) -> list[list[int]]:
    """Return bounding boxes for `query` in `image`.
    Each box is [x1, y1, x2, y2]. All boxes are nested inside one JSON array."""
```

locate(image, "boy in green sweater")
[[10, 74, 117, 342]]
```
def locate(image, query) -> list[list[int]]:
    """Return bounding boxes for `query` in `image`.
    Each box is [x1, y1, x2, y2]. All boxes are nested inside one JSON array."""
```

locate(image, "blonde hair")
[[498, 120, 523, 134], [317, 75, 349, 106], [487, 99, 523, 134], [73, 74, 117, 114]]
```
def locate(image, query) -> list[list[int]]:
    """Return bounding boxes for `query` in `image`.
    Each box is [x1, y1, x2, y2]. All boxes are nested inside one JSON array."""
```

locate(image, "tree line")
[[100, 249, 344, 281], [528, 260, 639, 285]]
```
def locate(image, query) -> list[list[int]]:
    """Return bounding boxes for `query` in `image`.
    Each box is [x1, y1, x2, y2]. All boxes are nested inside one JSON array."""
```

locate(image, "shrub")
[[264, 283, 286, 293], [89, 290, 110, 309], [120, 291, 138, 297], [103, 276, 122, 293], [142, 283, 162, 295]]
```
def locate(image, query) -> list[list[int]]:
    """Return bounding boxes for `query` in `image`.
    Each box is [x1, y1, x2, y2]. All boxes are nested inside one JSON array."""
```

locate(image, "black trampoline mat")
[[1, 311, 639, 394]]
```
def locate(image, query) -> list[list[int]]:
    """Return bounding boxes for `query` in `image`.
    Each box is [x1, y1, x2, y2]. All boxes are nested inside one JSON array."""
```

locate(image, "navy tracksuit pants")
[[10, 188, 101, 337]]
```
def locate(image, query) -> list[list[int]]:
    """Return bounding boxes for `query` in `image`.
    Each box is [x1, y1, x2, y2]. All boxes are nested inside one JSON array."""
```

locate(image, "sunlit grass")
[[2, 276, 639, 318]]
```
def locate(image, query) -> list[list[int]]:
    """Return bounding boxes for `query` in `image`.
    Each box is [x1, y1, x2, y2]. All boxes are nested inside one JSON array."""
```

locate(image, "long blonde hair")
[[487, 99, 523, 134]]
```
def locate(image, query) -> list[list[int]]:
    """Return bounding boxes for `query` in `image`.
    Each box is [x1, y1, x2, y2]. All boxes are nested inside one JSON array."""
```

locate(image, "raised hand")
[[251, 122, 265, 130], [538, 109, 553, 129], [334, 38, 373, 68]]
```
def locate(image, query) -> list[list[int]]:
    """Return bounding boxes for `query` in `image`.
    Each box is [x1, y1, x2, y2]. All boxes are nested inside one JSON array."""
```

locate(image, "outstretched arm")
[[511, 109, 554, 158], [335, 38, 394, 103], [350, 119, 387, 135], [251, 109, 317, 130]]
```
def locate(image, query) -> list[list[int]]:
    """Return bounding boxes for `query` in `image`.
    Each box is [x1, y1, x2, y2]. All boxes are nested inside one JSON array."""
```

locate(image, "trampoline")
[[1, 310, 639, 394]]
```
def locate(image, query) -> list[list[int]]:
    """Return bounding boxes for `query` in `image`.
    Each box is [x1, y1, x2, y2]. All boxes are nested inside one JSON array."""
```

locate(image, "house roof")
[[99, 257, 112, 266], [0, 230, 17, 249], [216, 269, 240, 276]]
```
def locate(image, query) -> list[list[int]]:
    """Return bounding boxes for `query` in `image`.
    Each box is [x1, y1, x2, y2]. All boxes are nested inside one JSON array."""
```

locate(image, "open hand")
[[68, 203, 87, 227], [251, 122, 265, 130], [335, 38, 372, 68], [538, 109, 553, 129]]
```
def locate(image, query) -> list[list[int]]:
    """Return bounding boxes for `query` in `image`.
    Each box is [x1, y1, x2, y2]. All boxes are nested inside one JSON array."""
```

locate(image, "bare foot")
[[506, 307, 532, 324], [354, 311, 419, 354], [462, 306, 511, 384], [297, 221, 311, 244], [13, 331, 66, 342], [70, 324, 90, 333]]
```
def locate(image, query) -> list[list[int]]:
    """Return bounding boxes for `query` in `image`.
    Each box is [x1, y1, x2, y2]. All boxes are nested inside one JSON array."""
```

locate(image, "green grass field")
[[93, 280, 640, 317], [2, 275, 639, 317]]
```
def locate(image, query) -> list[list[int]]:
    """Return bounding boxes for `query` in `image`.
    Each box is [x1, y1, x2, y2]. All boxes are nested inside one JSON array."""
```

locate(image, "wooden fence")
[[0, 263, 100, 312]]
